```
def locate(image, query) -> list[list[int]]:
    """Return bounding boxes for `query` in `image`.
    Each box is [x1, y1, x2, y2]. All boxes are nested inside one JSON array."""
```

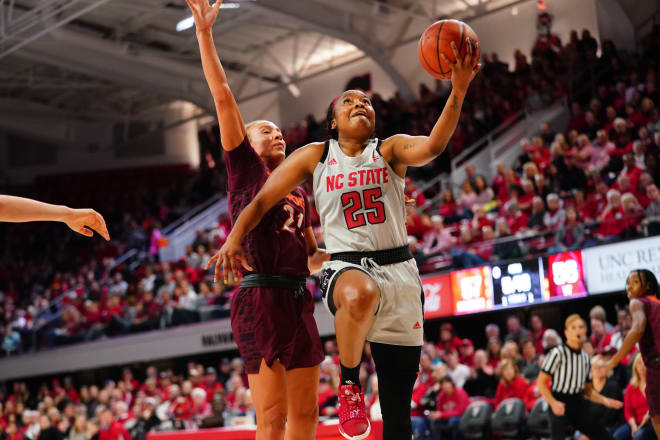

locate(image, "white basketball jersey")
[[312, 138, 408, 253]]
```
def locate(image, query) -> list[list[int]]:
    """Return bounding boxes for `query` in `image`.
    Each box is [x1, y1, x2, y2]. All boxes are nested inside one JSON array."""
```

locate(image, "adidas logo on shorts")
[[413, 322, 422, 329]]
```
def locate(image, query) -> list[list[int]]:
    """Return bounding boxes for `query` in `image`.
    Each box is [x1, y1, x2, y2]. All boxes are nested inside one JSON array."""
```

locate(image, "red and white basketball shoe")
[[337, 383, 371, 440]]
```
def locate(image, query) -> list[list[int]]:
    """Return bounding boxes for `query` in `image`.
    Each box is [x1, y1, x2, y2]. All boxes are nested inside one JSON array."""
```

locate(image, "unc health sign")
[[583, 237, 660, 294]]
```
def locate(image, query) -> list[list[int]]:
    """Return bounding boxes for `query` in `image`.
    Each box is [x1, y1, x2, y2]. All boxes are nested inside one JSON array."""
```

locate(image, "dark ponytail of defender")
[[629, 269, 660, 299]]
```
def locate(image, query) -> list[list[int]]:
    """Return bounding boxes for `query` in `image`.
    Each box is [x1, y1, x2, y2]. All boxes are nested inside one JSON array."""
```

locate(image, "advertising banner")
[[546, 251, 587, 299], [450, 266, 494, 314], [422, 273, 454, 319], [583, 237, 660, 294]]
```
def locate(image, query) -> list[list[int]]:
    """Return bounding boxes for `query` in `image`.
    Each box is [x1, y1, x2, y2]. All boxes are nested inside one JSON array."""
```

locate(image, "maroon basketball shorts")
[[230, 286, 324, 374]]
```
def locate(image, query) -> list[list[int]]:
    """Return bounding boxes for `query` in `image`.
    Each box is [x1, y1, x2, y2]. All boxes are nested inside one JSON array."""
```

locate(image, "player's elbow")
[[212, 84, 234, 105]]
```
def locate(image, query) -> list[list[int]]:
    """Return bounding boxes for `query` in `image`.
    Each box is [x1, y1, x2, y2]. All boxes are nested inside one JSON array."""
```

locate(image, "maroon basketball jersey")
[[638, 296, 660, 364], [224, 137, 310, 277]]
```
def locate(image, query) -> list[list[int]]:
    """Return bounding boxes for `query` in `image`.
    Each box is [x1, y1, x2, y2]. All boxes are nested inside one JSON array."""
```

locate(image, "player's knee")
[[260, 402, 287, 434], [342, 282, 379, 320], [289, 401, 319, 426]]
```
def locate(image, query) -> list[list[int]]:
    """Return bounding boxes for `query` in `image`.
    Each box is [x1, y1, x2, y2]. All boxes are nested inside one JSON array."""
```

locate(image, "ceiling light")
[[176, 3, 241, 32], [287, 84, 301, 98]]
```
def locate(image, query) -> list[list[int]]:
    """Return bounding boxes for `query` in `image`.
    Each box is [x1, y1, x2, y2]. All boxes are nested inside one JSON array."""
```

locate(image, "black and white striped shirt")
[[541, 343, 592, 395]]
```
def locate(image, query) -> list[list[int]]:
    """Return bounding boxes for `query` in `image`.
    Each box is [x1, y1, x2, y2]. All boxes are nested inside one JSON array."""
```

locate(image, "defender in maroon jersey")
[[188, 0, 326, 439], [608, 269, 660, 437]]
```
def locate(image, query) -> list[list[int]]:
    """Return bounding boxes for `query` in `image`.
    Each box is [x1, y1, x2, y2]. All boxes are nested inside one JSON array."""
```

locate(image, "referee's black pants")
[[550, 393, 614, 440]]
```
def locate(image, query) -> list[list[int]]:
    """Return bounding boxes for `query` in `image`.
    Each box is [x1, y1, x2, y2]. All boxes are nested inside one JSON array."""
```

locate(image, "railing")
[[107, 193, 226, 273], [451, 111, 525, 170], [159, 195, 229, 263], [162, 194, 224, 236]]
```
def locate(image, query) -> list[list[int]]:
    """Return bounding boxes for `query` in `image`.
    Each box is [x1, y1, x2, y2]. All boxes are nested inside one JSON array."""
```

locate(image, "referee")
[[538, 314, 623, 440]]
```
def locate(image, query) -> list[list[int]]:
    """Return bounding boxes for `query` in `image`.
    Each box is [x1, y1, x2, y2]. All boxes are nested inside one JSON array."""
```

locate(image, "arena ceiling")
[[0, 0, 528, 123]]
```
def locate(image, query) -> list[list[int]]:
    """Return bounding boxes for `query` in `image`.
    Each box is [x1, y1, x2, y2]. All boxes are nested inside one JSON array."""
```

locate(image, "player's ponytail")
[[326, 97, 339, 140]]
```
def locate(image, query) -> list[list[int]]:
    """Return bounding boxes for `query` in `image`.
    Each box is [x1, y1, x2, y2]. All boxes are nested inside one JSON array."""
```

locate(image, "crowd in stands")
[[403, 25, 660, 272], [0, 167, 226, 356], [0, 306, 656, 440]]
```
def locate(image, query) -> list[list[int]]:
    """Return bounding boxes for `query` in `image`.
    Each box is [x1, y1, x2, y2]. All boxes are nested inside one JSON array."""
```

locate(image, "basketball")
[[418, 19, 480, 80]]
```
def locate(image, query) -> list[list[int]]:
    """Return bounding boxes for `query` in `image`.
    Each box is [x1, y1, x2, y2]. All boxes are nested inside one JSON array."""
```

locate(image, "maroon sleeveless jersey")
[[224, 137, 310, 277], [638, 296, 660, 364]]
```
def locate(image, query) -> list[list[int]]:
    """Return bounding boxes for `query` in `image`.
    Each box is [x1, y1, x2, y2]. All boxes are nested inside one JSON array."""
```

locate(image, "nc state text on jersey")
[[325, 167, 390, 192]]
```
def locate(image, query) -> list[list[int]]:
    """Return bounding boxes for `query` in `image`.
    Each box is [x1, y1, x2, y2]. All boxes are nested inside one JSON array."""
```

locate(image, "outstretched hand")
[[64, 209, 110, 240], [185, 0, 222, 32], [205, 234, 254, 284], [439, 37, 481, 94]]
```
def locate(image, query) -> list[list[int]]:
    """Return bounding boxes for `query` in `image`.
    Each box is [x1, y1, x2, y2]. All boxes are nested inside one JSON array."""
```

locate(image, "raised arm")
[[0, 195, 109, 240], [206, 143, 325, 281], [187, 0, 245, 150], [381, 39, 480, 169], [608, 299, 647, 370]]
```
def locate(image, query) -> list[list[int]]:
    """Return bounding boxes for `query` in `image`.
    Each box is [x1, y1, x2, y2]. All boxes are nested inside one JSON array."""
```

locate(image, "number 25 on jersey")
[[341, 188, 386, 229]]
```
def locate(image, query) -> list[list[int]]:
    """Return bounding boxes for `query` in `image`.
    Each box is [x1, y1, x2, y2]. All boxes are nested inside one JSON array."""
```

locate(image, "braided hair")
[[627, 269, 660, 299]]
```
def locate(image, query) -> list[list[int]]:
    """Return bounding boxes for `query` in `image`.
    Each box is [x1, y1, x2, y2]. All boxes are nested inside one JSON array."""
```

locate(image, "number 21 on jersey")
[[282, 204, 304, 235], [341, 188, 386, 229]]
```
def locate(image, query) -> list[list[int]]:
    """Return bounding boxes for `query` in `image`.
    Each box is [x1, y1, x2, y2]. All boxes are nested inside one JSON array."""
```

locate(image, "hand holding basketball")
[[418, 19, 481, 83], [185, 0, 222, 32], [440, 38, 481, 94]]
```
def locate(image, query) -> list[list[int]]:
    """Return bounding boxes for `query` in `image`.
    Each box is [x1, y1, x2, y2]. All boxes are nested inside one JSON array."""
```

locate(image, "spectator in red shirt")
[[318, 376, 338, 417], [524, 377, 546, 411], [505, 201, 529, 234], [98, 408, 131, 440], [619, 154, 644, 192], [492, 163, 509, 200], [590, 314, 613, 355], [405, 178, 427, 208], [459, 339, 475, 367], [428, 376, 470, 439], [201, 368, 224, 402], [4, 421, 24, 440], [470, 204, 493, 238], [494, 359, 529, 408], [190, 388, 212, 425], [614, 353, 655, 439], [529, 314, 547, 355], [587, 181, 610, 217], [518, 180, 537, 213], [597, 189, 627, 242], [439, 189, 460, 224], [411, 352, 435, 418], [405, 206, 431, 242], [621, 192, 644, 237], [63, 377, 80, 405], [436, 322, 463, 359]]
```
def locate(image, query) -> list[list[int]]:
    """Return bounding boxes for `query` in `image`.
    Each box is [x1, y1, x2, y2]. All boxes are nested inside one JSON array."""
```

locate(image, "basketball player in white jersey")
[[210, 40, 480, 440]]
